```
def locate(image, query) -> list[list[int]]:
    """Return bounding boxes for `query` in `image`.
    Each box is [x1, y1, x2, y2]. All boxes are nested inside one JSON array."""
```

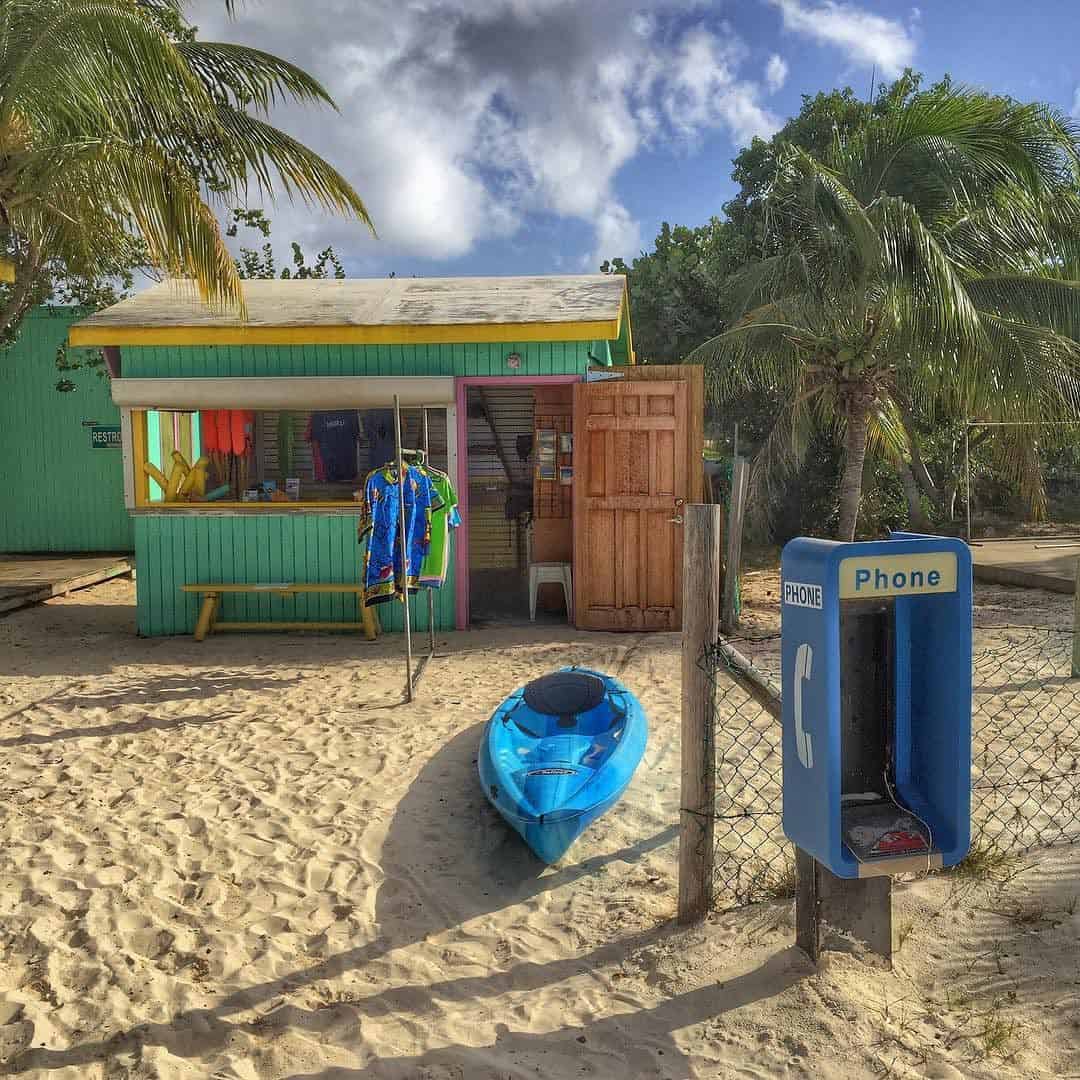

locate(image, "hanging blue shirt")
[[358, 463, 442, 605]]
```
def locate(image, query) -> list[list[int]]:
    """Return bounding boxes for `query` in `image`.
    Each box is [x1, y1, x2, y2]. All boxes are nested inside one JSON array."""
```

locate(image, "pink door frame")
[[454, 374, 582, 629]]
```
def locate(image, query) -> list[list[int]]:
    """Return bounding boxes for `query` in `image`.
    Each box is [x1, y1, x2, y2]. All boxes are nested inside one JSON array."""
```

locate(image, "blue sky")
[[189, 1, 1080, 279]]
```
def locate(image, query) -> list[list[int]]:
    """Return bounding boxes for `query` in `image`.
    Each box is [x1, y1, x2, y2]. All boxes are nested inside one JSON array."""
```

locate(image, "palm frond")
[[837, 88, 1077, 213], [965, 275, 1080, 344], [205, 106, 372, 222], [16, 136, 242, 311], [692, 299, 808, 402], [0, 0, 372, 314], [176, 41, 337, 113], [744, 392, 818, 535]]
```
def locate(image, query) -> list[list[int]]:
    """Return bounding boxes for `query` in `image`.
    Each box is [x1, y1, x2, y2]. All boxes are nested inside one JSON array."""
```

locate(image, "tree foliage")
[[614, 74, 1080, 539], [228, 209, 345, 280], [0, 0, 371, 349]]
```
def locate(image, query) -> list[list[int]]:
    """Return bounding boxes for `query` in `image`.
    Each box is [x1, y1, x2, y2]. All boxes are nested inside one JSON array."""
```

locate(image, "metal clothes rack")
[[392, 394, 436, 703]]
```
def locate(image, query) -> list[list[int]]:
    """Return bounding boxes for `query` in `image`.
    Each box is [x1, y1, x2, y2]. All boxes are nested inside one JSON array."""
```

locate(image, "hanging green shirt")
[[419, 470, 460, 588]]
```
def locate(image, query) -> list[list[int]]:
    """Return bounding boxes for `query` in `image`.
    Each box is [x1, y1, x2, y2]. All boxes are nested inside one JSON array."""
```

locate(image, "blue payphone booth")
[[781, 533, 972, 878]]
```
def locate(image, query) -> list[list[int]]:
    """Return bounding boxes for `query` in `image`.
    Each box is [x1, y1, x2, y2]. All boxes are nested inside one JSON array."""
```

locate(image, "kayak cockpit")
[[506, 670, 627, 739]]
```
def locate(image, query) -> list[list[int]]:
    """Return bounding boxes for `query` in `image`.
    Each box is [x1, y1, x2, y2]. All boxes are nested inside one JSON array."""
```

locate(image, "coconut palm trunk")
[[837, 391, 873, 541]]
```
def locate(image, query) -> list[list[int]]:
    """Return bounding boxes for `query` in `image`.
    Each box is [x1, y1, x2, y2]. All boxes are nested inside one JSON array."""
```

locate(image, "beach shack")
[[0, 307, 133, 553], [69, 275, 703, 637]]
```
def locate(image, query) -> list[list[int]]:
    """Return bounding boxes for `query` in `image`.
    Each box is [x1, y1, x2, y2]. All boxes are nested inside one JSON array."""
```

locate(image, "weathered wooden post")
[[1072, 555, 1080, 678], [679, 503, 722, 923], [722, 457, 749, 635]]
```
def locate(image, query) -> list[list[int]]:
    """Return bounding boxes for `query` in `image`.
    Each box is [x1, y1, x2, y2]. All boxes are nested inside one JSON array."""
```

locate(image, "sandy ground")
[[0, 577, 1078, 1078]]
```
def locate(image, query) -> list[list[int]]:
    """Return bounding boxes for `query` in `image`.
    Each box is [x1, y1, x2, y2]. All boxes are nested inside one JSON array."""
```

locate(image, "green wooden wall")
[[123, 338, 597, 378], [134, 513, 454, 636], [0, 308, 133, 553]]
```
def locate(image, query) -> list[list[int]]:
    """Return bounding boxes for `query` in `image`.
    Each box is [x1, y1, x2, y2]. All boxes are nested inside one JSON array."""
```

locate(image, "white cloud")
[[765, 53, 789, 93], [662, 27, 780, 147], [767, 0, 917, 75], [587, 204, 643, 270], [187, 2, 782, 268]]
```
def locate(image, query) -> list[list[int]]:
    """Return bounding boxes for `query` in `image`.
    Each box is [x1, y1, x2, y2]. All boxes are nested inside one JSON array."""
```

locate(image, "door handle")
[[669, 515, 684, 524]]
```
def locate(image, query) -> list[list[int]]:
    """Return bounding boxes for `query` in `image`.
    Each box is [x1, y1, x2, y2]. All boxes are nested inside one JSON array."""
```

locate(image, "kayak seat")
[[523, 672, 606, 717]]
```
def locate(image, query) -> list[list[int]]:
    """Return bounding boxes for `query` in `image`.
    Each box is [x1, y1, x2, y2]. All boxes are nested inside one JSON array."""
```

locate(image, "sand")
[[0, 576, 1078, 1078]]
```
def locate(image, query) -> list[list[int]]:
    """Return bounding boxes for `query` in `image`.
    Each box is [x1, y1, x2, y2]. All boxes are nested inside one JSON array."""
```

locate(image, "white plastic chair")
[[525, 520, 573, 622]]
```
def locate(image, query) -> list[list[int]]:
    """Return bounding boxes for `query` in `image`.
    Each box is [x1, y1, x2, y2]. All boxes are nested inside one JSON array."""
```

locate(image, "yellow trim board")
[[618, 291, 636, 364], [0, 258, 15, 284], [69, 318, 621, 348], [132, 410, 150, 507]]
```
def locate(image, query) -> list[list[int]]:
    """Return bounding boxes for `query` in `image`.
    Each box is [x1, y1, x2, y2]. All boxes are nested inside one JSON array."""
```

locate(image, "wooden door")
[[573, 379, 689, 631]]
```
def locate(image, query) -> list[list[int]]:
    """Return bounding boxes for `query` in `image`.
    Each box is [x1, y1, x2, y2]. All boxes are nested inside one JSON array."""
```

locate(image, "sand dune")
[[0, 578, 1077, 1078]]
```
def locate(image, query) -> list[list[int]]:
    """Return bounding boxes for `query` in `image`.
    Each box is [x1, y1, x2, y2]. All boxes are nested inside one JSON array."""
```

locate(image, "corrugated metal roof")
[[69, 274, 628, 347]]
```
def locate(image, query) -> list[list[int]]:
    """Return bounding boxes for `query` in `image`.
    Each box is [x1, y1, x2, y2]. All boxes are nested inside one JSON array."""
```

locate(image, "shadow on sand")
[[11, 721, 777, 1076]]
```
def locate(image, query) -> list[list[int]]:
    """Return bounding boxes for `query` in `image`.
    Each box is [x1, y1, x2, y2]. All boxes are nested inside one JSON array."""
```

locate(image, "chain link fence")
[[704, 625, 1080, 909]]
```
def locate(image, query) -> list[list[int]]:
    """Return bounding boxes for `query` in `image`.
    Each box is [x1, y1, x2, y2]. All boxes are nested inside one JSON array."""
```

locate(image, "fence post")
[[722, 457, 749, 635], [1073, 556, 1080, 678], [679, 503, 722, 924]]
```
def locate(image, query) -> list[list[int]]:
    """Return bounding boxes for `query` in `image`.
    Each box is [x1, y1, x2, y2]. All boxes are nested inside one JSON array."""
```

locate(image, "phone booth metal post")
[[781, 533, 973, 882]]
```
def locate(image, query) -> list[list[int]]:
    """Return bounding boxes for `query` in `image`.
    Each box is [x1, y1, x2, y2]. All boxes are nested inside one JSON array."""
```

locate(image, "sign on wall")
[[89, 426, 122, 449]]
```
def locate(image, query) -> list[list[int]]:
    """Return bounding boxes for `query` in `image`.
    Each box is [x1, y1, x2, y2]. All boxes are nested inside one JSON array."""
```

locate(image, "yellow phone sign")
[[839, 552, 958, 600]]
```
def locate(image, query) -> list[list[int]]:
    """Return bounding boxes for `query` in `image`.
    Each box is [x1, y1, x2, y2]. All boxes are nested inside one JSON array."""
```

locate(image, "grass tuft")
[[979, 1010, 1021, 1060], [948, 839, 1018, 884]]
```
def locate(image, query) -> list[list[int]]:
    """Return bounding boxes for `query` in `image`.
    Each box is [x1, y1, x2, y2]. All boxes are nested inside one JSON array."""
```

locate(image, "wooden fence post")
[[1073, 556, 1080, 678], [679, 504, 722, 924], [722, 457, 749, 635]]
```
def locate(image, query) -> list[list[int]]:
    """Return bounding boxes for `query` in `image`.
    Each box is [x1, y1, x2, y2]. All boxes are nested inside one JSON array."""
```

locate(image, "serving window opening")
[[132, 407, 448, 508]]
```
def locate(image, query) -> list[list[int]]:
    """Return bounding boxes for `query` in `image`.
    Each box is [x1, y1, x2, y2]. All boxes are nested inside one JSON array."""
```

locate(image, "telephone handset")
[[794, 642, 814, 769]]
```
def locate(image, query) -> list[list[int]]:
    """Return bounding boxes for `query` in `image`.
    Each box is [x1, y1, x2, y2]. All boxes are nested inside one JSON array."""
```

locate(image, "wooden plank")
[[476, 390, 516, 483], [0, 558, 133, 616], [678, 504, 722, 923]]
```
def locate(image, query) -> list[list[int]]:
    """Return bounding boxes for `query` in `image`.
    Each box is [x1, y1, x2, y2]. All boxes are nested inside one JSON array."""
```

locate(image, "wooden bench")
[[180, 583, 380, 642]]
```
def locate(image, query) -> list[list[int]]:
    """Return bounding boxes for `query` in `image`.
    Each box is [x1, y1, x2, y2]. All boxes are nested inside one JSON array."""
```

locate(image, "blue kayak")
[[478, 667, 648, 863]]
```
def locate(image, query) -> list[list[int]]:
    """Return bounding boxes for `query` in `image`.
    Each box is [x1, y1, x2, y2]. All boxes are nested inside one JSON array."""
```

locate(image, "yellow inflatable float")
[[142, 452, 211, 502]]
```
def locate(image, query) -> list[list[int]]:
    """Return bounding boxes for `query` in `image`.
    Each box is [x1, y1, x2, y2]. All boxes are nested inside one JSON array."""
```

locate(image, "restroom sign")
[[89, 426, 122, 449], [839, 552, 957, 599]]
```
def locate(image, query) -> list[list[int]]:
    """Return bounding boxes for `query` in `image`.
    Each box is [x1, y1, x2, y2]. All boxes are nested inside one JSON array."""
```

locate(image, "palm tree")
[[0, 0, 371, 329], [694, 89, 1080, 540]]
